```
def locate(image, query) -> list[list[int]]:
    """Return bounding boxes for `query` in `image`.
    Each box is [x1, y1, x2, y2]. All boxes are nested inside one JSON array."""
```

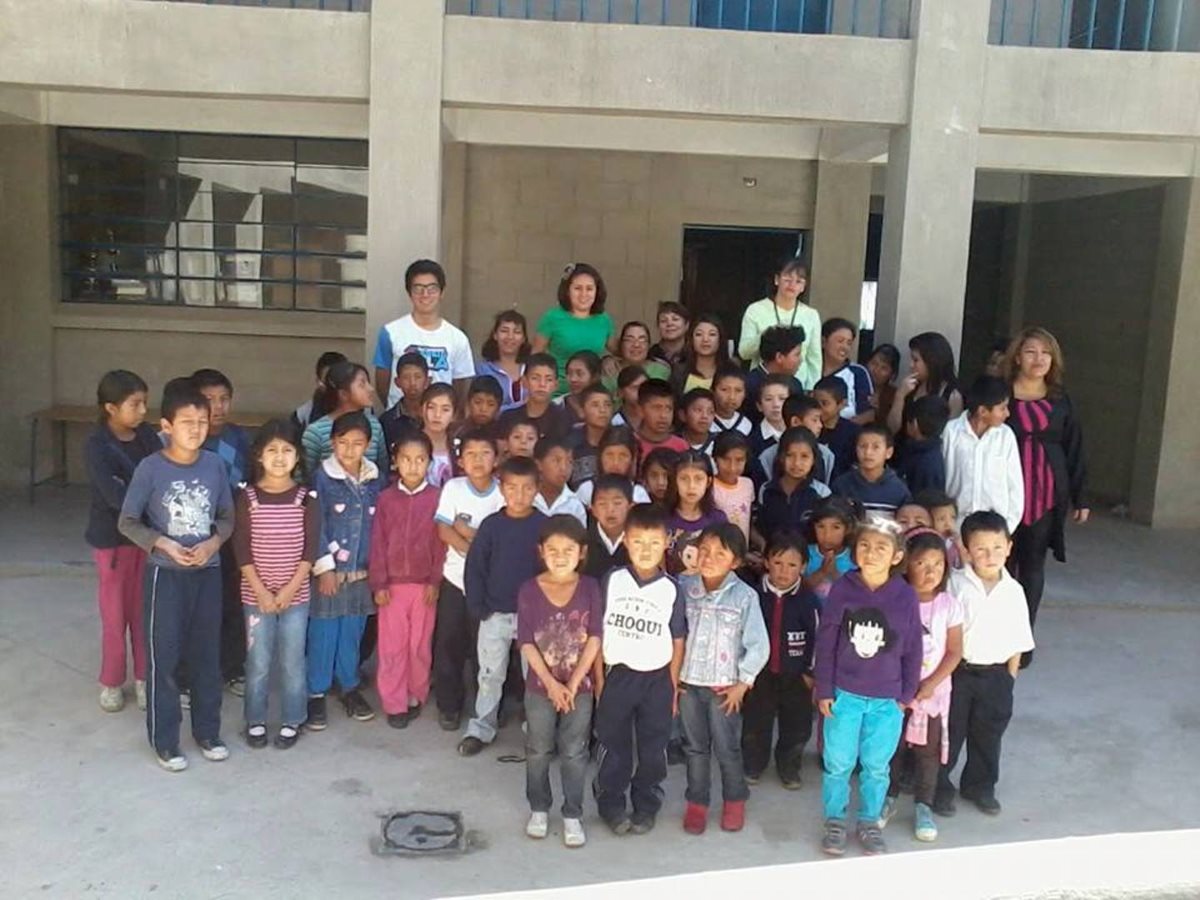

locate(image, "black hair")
[[395, 351, 429, 377], [96, 369, 148, 422], [191, 368, 233, 395], [909, 332, 959, 398], [320, 360, 370, 417], [711, 365, 748, 390], [812, 375, 848, 404], [592, 472, 634, 502], [805, 494, 862, 544], [566, 350, 603, 379], [784, 393, 821, 423], [965, 375, 1011, 414], [680, 313, 732, 376], [533, 434, 572, 461], [637, 377, 675, 406], [524, 352, 559, 377], [641, 446, 679, 480], [161, 377, 209, 423], [759, 326, 805, 364], [480, 309, 531, 363], [597, 426, 640, 479], [579, 382, 613, 405], [773, 426, 820, 482], [679, 387, 715, 413], [699, 521, 747, 562], [498, 455, 539, 482], [765, 529, 809, 565], [538, 513, 588, 551], [617, 365, 648, 391], [316, 351, 347, 375], [393, 428, 434, 459], [821, 317, 858, 340], [712, 430, 751, 460], [420, 382, 457, 409], [774, 255, 809, 280], [868, 343, 901, 379], [910, 395, 950, 440], [656, 300, 690, 324], [618, 320, 653, 352], [249, 418, 304, 484], [455, 427, 498, 458], [758, 373, 797, 402], [557, 262, 608, 315], [905, 530, 950, 593], [626, 502, 668, 533], [665, 450, 716, 515], [913, 488, 957, 513], [961, 510, 1011, 544], [404, 258, 446, 292], [468, 375, 503, 404], [858, 422, 895, 449], [844, 606, 892, 649], [501, 417, 539, 441], [331, 410, 371, 441]]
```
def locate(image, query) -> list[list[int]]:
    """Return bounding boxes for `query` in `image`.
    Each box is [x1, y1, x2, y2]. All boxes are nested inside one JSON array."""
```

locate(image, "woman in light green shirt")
[[532, 262, 614, 397], [738, 258, 822, 389]]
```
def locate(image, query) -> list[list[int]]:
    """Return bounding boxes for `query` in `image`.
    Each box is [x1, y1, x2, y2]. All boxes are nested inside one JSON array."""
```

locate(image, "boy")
[[678, 388, 716, 456], [567, 382, 613, 489], [459, 457, 547, 755], [895, 395, 949, 493], [593, 503, 687, 835], [649, 300, 690, 368], [533, 435, 587, 525], [464, 375, 503, 433], [432, 431, 503, 731], [292, 350, 347, 432], [744, 326, 806, 423], [118, 378, 235, 772], [502, 420, 538, 459], [710, 366, 752, 436], [935, 511, 1034, 816], [820, 318, 874, 423], [380, 351, 428, 455], [584, 475, 633, 579], [748, 374, 792, 466], [755, 394, 834, 488], [813, 375, 861, 482], [915, 488, 964, 569], [496, 353, 573, 442], [831, 425, 912, 518], [678, 523, 769, 834], [635, 378, 688, 462], [942, 376, 1024, 534]]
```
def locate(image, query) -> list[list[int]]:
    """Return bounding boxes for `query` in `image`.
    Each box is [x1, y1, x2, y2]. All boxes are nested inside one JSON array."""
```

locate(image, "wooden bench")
[[28, 405, 276, 503]]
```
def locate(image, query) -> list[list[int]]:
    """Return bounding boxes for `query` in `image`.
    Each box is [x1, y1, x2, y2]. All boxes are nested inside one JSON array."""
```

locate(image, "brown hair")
[[1005, 326, 1065, 398], [556, 262, 607, 315]]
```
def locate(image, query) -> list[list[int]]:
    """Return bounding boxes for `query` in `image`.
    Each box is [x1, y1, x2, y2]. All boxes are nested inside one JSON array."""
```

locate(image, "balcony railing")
[[445, 0, 913, 38], [150, 0, 371, 10], [990, 0, 1197, 50]]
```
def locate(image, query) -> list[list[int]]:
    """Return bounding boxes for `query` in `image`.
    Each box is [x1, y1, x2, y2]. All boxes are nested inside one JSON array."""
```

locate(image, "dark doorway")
[[680, 226, 806, 350]]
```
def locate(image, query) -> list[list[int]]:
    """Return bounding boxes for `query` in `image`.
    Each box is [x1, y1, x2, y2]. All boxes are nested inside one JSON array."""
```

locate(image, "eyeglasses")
[[410, 284, 442, 296]]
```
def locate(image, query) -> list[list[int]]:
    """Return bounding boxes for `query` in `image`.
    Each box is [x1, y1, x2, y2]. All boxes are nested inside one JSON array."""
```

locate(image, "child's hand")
[[716, 682, 749, 716], [673, 684, 684, 717], [255, 585, 276, 612], [546, 679, 574, 713], [154, 538, 193, 567], [422, 584, 438, 608], [188, 536, 221, 568], [914, 678, 936, 702], [275, 585, 295, 610], [373, 589, 390, 608], [316, 572, 337, 597], [818, 698, 835, 718]]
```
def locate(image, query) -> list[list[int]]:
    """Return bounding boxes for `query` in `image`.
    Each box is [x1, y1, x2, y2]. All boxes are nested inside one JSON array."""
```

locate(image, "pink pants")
[[93, 546, 147, 687], [376, 583, 436, 715]]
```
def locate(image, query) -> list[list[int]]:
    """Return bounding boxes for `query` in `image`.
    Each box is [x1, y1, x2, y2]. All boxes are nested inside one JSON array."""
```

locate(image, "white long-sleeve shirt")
[[941, 412, 1025, 533]]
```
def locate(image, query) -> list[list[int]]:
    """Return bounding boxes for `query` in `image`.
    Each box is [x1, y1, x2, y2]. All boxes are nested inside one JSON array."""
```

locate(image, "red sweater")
[[368, 481, 447, 590]]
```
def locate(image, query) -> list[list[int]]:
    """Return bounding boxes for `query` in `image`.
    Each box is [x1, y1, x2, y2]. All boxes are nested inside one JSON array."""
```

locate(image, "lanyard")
[[774, 300, 800, 329]]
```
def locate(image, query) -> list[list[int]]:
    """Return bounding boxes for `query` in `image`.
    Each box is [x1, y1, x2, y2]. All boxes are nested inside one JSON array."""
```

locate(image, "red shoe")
[[721, 800, 746, 832], [683, 802, 708, 835]]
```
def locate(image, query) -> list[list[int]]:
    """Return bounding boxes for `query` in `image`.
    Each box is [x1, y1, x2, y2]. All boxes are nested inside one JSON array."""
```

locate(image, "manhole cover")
[[380, 811, 466, 857]]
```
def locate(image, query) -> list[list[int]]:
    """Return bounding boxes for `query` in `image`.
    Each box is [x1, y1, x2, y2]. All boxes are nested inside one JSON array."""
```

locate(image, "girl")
[[672, 314, 732, 395], [559, 350, 602, 426], [532, 262, 615, 396], [803, 495, 859, 601], [476, 310, 530, 412], [576, 426, 651, 507], [369, 431, 447, 729], [738, 257, 822, 388], [308, 411, 385, 729], [421, 383, 457, 487], [84, 369, 161, 713], [887, 332, 964, 439], [234, 420, 319, 750], [302, 360, 387, 479], [879, 529, 964, 843], [866, 343, 900, 428], [711, 431, 754, 544], [754, 427, 830, 553], [814, 516, 923, 857], [641, 447, 678, 508], [610, 365, 647, 429], [517, 515, 603, 849], [602, 321, 671, 388], [664, 451, 728, 576]]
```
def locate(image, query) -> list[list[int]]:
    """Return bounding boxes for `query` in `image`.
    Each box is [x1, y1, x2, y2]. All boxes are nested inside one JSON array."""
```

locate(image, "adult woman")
[[531, 262, 614, 397], [477, 310, 530, 412], [738, 258, 821, 388], [672, 313, 731, 395], [1005, 327, 1088, 665], [819, 317, 874, 425], [601, 321, 670, 392], [887, 332, 964, 437]]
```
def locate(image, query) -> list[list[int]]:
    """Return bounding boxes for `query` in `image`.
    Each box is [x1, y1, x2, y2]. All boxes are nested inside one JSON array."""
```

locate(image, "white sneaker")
[[563, 818, 586, 848], [99, 686, 124, 713], [155, 748, 188, 772], [198, 739, 230, 762], [525, 812, 549, 839], [135, 680, 147, 711]]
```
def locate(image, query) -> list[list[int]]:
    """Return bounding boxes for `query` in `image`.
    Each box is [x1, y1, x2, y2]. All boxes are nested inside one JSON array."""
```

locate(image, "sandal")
[[246, 725, 268, 750], [274, 726, 300, 750]]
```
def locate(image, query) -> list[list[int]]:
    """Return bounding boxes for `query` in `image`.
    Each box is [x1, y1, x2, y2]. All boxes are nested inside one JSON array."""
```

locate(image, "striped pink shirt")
[[1012, 398, 1056, 526], [239, 485, 311, 606]]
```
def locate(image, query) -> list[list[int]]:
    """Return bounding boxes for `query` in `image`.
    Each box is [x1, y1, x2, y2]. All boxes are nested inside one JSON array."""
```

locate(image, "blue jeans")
[[244, 603, 309, 728], [679, 685, 749, 806], [821, 688, 904, 823], [306, 614, 367, 696], [525, 690, 593, 818]]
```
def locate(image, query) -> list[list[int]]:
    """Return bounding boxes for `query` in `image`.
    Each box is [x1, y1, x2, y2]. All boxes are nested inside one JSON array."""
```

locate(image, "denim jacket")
[[312, 456, 384, 575], [679, 571, 770, 688]]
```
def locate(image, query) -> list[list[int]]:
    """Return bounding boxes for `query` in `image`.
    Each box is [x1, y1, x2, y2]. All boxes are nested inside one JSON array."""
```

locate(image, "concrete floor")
[[2, 488, 1199, 899]]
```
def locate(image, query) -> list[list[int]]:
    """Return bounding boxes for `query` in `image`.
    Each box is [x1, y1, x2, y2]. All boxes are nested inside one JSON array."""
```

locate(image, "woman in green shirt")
[[601, 320, 671, 393], [532, 262, 615, 397], [738, 258, 822, 389]]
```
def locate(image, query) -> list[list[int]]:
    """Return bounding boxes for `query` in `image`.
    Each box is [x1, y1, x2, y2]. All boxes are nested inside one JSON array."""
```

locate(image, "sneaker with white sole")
[[914, 802, 938, 842], [879, 795, 898, 828], [155, 747, 188, 772], [135, 680, 147, 711], [563, 818, 586, 848], [99, 686, 124, 713], [197, 739, 229, 762], [525, 812, 549, 839]]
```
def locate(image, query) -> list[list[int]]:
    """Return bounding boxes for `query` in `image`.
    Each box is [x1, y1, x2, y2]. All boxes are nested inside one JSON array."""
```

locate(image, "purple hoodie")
[[813, 571, 923, 705]]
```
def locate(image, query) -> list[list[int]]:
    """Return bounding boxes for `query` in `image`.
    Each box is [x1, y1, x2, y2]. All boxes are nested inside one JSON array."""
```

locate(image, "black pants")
[[359, 613, 378, 669], [889, 711, 943, 806], [594, 665, 674, 823], [741, 670, 813, 778], [937, 666, 1014, 801], [1010, 512, 1054, 631], [218, 542, 245, 682], [433, 580, 475, 716], [144, 564, 223, 754]]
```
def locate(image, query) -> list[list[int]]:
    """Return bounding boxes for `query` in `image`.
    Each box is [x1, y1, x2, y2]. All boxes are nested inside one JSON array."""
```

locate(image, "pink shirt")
[[905, 590, 965, 760], [712, 477, 754, 542]]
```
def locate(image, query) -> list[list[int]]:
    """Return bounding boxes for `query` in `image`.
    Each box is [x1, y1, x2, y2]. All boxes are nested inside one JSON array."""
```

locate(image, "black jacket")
[[756, 577, 819, 677], [894, 438, 945, 494], [757, 479, 825, 543], [583, 524, 630, 580], [83, 423, 163, 548]]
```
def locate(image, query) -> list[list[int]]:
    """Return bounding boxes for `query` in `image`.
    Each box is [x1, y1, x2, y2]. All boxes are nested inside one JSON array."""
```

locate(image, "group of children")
[[83, 305, 1041, 856]]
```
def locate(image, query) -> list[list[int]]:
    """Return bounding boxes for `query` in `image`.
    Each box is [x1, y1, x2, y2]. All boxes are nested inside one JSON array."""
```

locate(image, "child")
[[380, 351, 429, 452], [741, 531, 819, 788], [831, 425, 912, 518], [677, 388, 716, 456], [754, 427, 830, 552], [915, 489, 963, 569], [533, 435, 587, 525], [464, 375, 503, 434], [610, 365, 647, 430], [711, 366, 752, 436], [567, 382, 613, 489], [293, 350, 347, 432], [934, 511, 1034, 817], [503, 419, 539, 460], [560, 350, 602, 426], [233, 420, 318, 750], [749, 375, 792, 465], [369, 430, 447, 729], [744, 326, 806, 422], [459, 456, 548, 755], [813, 375, 861, 482], [942, 375, 1024, 534], [302, 360, 388, 478], [754, 393, 834, 489], [635, 378, 689, 462], [576, 426, 652, 507], [814, 515, 922, 856], [711, 431, 754, 544], [307, 411, 385, 730], [518, 515, 604, 848], [118, 378, 235, 771], [894, 394, 949, 493], [679, 523, 769, 834], [665, 451, 728, 577], [641, 447, 677, 508], [421, 383, 458, 487], [583, 475, 632, 579], [896, 503, 934, 532], [880, 530, 963, 842], [497, 352, 573, 441], [593, 503, 688, 835], [85, 370, 160, 713], [803, 495, 859, 601], [866, 343, 901, 427], [433, 431, 503, 731]]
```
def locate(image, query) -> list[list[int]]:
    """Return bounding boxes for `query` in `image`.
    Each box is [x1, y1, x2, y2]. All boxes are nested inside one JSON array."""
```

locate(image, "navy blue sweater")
[[831, 467, 913, 517], [464, 509, 547, 617], [819, 417, 862, 482], [756, 578, 820, 677], [894, 438, 946, 494], [757, 480, 826, 543], [83, 423, 164, 549]]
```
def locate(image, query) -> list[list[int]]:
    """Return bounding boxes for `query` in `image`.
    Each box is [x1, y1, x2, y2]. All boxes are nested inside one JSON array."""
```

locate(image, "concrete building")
[[1, 0, 1197, 525]]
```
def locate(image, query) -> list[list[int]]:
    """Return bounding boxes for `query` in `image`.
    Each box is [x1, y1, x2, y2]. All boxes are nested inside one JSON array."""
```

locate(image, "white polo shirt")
[[534, 486, 587, 526], [949, 566, 1035, 666], [433, 476, 504, 591]]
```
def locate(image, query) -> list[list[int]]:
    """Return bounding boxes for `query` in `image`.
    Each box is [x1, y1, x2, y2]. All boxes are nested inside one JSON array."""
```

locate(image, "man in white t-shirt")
[[373, 259, 476, 408]]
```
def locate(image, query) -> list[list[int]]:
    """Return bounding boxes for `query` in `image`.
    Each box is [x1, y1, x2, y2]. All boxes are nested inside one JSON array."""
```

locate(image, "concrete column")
[[875, 0, 991, 360], [365, 0, 445, 356], [1130, 177, 1200, 528], [809, 160, 871, 329], [441, 141, 467, 331]]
